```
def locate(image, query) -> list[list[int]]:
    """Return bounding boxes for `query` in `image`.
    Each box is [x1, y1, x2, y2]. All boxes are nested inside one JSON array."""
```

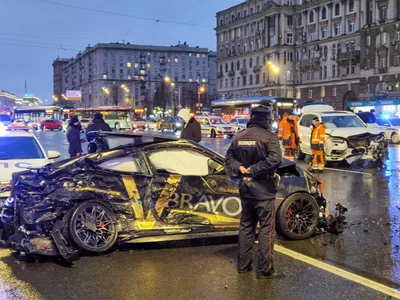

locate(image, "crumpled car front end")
[[325, 133, 388, 164]]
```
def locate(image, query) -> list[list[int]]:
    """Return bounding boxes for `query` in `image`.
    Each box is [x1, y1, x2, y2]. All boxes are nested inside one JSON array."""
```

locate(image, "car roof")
[[304, 111, 355, 116], [196, 115, 221, 118], [0, 130, 34, 137]]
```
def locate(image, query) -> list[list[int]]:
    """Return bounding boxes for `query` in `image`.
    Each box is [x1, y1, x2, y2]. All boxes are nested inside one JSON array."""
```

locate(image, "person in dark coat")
[[177, 109, 201, 142], [86, 112, 112, 141], [66, 116, 83, 158], [225, 105, 283, 280]]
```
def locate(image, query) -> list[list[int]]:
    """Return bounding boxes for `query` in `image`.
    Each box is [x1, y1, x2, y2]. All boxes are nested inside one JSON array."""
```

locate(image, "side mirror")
[[48, 150, 61, 159]]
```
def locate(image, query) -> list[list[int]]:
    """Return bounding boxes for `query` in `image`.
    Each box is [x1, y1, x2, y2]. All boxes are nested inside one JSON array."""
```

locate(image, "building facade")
[[216, 0, 400, 110], [53, 43, 217, 111], [0, 91, 16, 108]]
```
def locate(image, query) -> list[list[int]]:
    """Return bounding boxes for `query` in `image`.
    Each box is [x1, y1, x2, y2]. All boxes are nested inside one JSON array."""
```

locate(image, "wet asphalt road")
[[0, 130, 400, 299]]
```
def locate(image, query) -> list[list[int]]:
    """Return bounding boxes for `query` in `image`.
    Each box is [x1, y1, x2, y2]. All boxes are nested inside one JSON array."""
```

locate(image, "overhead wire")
[[34, 0, 213, 28]]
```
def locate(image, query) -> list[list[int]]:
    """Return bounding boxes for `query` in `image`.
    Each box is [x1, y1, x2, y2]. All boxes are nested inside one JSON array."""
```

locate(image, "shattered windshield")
[[322, 115, 366, 128], [0, 137, 44, 159]]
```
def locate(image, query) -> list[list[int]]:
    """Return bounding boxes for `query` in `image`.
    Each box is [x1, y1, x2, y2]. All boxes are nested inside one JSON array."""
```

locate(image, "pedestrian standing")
[[278, 113, 298, 161], [310, 117, 326, 173], [86, 112, 112, 141], [66, 116, 83, 158], [177, 109, 201, 142], [225, 105, 284, 279]]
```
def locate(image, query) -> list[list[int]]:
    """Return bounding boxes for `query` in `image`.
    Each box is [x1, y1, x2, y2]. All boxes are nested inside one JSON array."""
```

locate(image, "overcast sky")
[[0, 0, 236, 103]]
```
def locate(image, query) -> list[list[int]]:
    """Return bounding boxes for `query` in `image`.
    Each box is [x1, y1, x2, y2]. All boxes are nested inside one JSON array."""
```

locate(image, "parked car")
[[159, 116, 183, 132], [7, 119, 29, 131], [130, 117, 146, 131], [356, 112, 400, 144], [230, 117, 249, 134], [146, 117, 160, 131], [0, 131, 60, 202], [195, 116, 234, 138], [1, 132, 328, 262], [40, 119, 63, 131], [297, 105, 388, 164]]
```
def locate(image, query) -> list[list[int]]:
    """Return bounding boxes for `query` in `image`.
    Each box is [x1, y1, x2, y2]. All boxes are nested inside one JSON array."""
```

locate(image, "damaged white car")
[[297, 105, 388, 164]]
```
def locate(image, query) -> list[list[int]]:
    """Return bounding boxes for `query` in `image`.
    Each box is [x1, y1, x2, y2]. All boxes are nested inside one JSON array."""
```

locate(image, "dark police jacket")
[[181, 118, 201, 142], [225, 122, 282, 200], [66, 125, 83, 157], [86, 118, 112, 141]]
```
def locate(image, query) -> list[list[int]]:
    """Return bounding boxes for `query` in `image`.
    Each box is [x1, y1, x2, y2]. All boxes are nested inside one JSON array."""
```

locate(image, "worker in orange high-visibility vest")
[[278, 113, 298, 161], [310, 116, 326, 173]]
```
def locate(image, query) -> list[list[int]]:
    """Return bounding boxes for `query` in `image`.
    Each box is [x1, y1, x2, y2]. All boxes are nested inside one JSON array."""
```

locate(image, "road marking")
[[275, 244, 400, 299], [324, 167, 371, 175]]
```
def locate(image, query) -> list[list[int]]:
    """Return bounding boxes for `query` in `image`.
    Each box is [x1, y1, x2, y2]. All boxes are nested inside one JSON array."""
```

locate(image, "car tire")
[[296, 145, 306, 161], [211, 129, 216, 138], [115, 123, 121, 131], [391, 133, 400, 144], [276, 193, 319, 240], [66, 200, 118, 254]]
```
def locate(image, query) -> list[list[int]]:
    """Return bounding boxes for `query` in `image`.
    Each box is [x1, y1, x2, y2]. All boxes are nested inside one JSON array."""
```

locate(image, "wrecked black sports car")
[[1, 133, 329, 262]]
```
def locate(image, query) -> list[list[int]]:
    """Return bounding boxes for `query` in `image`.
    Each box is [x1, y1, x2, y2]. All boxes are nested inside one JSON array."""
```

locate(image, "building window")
[[103, 74, 108, 80], [287, 33, 293, 44], [309, 11, 314, 23], [236, 61, 240, 70], [396, 55, 400, 66], [237, 77, 240, 86], [244, 42, 247, 52], [332, 44, 337, 55], [382, 32, 387, 44], [321, 27, 327, 39], [324, 66, 327, 78], [309, 29, 315, 41], [270, 35, 276, 46], [219, 80, 223, 89], [244, 10, 247, 18], [127, 62, 132, 68], [256, 73, 260, 84], [263, 72, 266, 83], [335, 3, 340, 16], [308, 90, 313, 98], [243, 76, 247, 86], [334, 23, 341, 36], [380, 6, 388, 21], [379, 53, 387, 68], [243, 59, 246, 68], [319, 66, 323, 79], [297, 15, 302, 26], [225, 63, 228, 72], [351, 62, 355, 74], [249, 74, 253, 85], [366, 59, 370, 69], [321, 7, 327, 20], [225, 78, 228, 88], [174, 58, 179, 63], [333, 87, 337, 96], [231, 78, 234, 88], [337, 63, 341, 76], [349, 0, 355, 12], [332, 64, 336, 77], [348, 20, 355, 33], [367, 35, 371, 46], [287, 15, 293, 27], [250, 7, 253, 14]]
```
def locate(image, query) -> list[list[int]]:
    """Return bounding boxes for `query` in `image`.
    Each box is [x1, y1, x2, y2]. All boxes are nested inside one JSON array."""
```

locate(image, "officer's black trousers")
[[238, 198, 275, 274]]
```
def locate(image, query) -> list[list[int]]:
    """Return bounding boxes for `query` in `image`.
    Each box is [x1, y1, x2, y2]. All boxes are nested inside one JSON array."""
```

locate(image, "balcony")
[[228, 70, 235, 77], [300, 58, 320, 67], [217, 71, 224, 79], [240, 68, 248, 75], [378, 67, 388, 74], [253, 65, 261, 73], [336, 50, 361, 61]]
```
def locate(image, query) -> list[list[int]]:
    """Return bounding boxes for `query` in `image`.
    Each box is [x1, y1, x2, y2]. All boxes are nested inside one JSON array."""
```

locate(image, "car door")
[[96, 152, 153, 231], [298, 114, 316, 154], [145, 147, 241, 232]]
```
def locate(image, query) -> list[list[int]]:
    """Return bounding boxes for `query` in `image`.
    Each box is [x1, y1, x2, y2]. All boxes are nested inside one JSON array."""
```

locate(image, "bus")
[[13, 106, 62, 122], [210, 96, 297, 119], [69, 106, 132, 130]]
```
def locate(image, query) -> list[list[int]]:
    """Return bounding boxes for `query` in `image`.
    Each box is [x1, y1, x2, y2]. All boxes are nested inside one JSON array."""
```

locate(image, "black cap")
[[312, 116, 320, 122], [94, 112, 103, 119], [251, 105, 272, 118]]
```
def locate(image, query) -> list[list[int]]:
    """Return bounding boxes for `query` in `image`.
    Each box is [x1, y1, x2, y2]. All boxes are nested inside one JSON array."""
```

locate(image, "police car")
[[0, 130, 60, 201], [195, 116, 234, 138]]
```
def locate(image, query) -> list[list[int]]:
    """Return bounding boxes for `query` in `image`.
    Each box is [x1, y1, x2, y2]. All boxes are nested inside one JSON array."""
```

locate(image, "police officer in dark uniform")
[[225, 105, 284, 279]]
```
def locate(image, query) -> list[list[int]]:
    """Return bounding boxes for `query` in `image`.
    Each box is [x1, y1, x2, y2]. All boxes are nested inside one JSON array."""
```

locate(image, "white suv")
[[297, 105, 387, 164], [195, 116, 234, 138]]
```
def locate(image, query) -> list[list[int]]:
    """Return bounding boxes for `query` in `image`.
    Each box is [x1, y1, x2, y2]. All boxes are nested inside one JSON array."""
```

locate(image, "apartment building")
[[216, 0, 400, 110], [53, 42, 216, 110]]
